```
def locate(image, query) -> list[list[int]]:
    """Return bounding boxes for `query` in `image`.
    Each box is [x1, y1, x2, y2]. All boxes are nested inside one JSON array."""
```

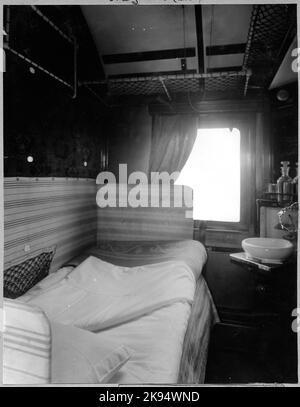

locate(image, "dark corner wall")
[[4, 5, 108, 178], [106, 105, 152, 178], [269, 82, 298, 182]]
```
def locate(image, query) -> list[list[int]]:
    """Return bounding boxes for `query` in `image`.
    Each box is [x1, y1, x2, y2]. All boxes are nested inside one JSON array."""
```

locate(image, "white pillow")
[[50, 322, 131, 384]]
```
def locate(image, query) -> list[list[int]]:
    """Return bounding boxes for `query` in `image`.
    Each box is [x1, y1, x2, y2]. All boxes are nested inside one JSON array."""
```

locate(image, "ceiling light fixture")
[[276, 88, 289, 102]]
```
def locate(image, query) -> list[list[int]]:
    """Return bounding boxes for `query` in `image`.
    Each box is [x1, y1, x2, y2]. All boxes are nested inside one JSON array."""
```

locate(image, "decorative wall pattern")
[[4, 177, 97, 272]]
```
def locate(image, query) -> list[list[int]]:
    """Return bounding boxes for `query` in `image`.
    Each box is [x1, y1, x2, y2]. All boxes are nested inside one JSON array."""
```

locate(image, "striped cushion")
[[3, 299, 51, 384], [4, 249, 55, 299]]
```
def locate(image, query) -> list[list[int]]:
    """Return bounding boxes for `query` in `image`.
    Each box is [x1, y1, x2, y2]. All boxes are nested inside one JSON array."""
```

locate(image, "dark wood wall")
[[4, 5, 108, 178], [105, 105, 152, 178], [269, 82, 298, 182]]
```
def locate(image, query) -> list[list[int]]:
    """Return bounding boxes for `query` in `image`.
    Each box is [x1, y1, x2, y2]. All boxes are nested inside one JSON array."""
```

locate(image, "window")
[[176, 128, 241, 222]]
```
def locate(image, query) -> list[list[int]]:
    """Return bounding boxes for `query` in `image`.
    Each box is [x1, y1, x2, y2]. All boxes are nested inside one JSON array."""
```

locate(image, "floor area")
[[204, 330, 298, 384], [205, 350, 281, 384]]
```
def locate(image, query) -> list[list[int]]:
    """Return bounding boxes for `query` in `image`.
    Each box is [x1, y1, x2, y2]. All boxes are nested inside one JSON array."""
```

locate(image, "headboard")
[[97, 184, 194, 241]]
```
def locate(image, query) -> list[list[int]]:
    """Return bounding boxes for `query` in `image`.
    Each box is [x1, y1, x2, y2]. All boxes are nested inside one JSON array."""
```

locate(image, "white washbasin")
[[242, 237, 294, 264]]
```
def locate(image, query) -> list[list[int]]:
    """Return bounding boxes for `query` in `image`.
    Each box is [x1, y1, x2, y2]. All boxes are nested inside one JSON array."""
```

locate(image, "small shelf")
[[261, 193, 297, 206], [229, 252, 285, 272]]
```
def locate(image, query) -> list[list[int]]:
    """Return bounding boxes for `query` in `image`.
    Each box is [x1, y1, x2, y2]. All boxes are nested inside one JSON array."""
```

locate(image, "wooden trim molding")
[[207, 66, 242, 73], [103, 48, 196, 64], [195, 5, 205, 74], [206, 43, 246, 56]]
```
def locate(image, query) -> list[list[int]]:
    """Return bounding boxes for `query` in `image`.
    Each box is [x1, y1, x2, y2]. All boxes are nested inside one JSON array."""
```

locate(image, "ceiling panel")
[[80, 4, 296, 100], [202, 4, 252, 72], [81, 5, 198, 77], [208, 54, 245, 69]]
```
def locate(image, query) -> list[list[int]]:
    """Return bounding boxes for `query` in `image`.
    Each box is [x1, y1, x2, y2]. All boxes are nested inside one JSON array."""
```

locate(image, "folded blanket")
[[20, 256, 196, 331]]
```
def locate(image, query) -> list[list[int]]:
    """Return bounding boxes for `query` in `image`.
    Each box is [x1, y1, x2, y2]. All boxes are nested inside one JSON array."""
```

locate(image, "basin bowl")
[[242, 237, 294, 264]]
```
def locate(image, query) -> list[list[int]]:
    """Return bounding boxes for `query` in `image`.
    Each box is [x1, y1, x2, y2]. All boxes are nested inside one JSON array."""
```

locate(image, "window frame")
[[193, 113, 256, 246]]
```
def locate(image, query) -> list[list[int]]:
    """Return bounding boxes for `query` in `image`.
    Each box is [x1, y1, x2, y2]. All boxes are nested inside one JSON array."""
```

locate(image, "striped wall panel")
[[97, 184, 194, 241], [4, 178, 98, 272]]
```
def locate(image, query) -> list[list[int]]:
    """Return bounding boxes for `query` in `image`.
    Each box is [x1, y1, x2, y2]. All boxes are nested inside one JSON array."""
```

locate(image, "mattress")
[[12, 240, 218, 384], [65, 240, 218, 383]]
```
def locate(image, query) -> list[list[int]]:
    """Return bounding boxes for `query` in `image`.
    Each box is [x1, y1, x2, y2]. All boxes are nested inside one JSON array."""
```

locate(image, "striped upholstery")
[[178, 277, 219, 383], [97, 184, 194, 241], [3, 299, 51, 384], [4, 178, 97, 272]]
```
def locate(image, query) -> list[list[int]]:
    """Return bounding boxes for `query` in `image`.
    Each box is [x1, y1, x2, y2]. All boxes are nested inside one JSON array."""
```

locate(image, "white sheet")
[[18, 257, 212, 384], [50, 322, 132, 384], [91, 276, 215, 384], [93, 301, 192, 384], [20, 256, 196, 332]]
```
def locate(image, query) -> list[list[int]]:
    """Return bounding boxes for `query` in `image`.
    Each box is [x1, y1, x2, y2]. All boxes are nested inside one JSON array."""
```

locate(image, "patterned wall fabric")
[[4, 177, 97, 272], [97, 184, 194, 241]]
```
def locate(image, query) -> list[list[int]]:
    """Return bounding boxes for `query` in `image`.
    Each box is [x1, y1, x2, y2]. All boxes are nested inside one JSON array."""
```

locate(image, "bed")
[[3, 185, 219, 385]]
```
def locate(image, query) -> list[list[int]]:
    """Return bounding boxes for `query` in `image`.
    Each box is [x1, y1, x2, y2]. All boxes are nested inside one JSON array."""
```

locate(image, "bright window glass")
[[176, 128, 241, 222]]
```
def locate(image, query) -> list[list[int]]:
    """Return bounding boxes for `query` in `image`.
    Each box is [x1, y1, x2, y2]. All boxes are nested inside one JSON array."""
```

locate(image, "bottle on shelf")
[[266, 182, 277, 201], [276, 161, 293, 205]]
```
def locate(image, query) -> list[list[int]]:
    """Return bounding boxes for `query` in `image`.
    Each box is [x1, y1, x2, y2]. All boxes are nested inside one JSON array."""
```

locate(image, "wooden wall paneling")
[[255, 110, 273, 198]]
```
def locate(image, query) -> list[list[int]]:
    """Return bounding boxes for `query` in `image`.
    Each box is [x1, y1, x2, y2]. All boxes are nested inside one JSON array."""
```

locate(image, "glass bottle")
[[292, 162, 298, 198], [276, 161, 293, 205]]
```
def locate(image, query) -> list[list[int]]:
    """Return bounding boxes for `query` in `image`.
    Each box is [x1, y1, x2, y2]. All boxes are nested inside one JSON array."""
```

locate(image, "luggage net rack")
[[84, 71, 249, 99], [203, 74, 246, 95], [243, 4, 297, 87]]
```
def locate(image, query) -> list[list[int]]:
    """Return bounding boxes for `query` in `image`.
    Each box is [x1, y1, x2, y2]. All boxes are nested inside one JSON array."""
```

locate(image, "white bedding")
[[18, 256, 209, 384], [20, 256, 196, 331], [93, 301, 193, 383]]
